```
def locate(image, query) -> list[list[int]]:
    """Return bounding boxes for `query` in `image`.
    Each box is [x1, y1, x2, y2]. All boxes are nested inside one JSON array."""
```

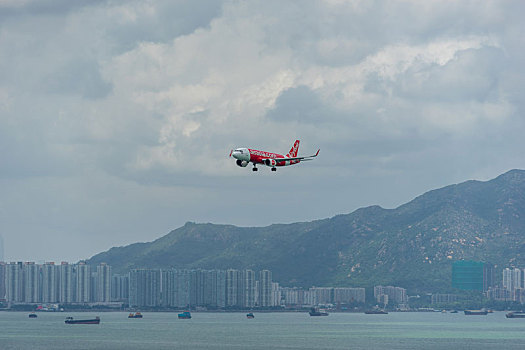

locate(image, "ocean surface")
[[1, 311, 525, 350]]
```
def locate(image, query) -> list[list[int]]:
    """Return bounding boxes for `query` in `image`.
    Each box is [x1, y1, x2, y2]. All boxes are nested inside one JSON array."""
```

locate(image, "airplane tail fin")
[[287, 140, 300, 158]]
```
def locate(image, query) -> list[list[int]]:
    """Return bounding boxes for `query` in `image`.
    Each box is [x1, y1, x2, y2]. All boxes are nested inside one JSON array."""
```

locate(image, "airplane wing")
[[270, 149, 320, 162]]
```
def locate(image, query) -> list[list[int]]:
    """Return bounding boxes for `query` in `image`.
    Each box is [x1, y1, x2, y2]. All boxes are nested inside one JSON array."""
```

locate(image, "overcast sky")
[[1, 0, 524, 262]]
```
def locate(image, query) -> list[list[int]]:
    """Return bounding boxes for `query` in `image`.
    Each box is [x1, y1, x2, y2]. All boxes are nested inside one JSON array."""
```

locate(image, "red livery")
[[230, 140, 319, 172]]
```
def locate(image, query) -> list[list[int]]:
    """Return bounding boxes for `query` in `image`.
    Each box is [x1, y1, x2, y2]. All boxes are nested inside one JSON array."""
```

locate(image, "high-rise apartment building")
[[242, 270, 256, 308], [96, 263, 111, 302], [6, 262, 23, 303], [129, 269, 161, 307], [258, 270, 272, 307], [226, 269, 240, 307], [0, 262, 6, 300], [502, 267, 523, 301], [76, 263, 91, 303], [111, 274, 129, 302], [41, 262, 59, 303], [59, 262, 75, 303], [23, 262, 39, 303]]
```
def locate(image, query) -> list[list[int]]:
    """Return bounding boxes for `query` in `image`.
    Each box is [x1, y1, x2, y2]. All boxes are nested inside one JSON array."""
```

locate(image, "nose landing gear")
[[271, 167, 277, 172]]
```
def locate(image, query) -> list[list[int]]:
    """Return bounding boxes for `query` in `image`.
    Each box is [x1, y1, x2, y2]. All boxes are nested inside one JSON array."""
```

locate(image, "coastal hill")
[[87, 169, 525, 292]]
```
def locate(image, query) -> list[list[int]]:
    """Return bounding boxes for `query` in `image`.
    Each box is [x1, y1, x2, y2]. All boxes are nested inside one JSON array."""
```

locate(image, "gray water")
[[1, 311, 525, 349]]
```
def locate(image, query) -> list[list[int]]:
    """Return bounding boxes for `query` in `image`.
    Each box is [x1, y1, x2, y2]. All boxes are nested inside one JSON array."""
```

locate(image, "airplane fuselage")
[[230, 140, 318, 172], [232, 148, 300, 167]]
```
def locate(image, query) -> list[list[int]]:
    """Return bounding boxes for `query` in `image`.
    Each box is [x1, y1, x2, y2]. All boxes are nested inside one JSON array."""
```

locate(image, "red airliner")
[[230, 140, 319, 172]]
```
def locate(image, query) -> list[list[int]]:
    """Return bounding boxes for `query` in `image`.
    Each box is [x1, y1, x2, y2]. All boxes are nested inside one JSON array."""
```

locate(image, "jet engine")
[[264, 159, 277, 166], [236, 160, 249, 167]]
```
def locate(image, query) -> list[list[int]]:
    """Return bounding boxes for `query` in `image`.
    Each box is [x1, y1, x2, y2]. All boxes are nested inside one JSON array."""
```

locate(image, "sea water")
[[1, 311, 525, 349]]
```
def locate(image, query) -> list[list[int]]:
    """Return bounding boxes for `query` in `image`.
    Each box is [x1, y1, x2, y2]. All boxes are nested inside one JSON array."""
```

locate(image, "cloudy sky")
[[0, 0, 523, 262]]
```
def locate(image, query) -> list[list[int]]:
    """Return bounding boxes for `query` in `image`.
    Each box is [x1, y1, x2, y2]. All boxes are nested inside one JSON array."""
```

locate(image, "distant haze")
[[0, 1, 524, 262]]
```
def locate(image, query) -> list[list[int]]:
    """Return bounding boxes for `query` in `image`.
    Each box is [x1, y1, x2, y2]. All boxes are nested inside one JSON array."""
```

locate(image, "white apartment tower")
[[41, 262, 59, 303], [96, 263, 111, 302], [23, 262, 39, 303], [76, 263, 91, 303]]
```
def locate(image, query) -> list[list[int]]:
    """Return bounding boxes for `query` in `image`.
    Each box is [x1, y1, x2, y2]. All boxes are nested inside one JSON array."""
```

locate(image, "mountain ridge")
[[87, 169, 525, 292]]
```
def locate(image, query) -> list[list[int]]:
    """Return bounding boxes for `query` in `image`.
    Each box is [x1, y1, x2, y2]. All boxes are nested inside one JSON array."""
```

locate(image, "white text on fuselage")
[[249, 149, 281, 158]]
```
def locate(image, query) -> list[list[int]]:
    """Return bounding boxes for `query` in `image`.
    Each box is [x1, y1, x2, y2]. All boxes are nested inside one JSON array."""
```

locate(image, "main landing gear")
[[271, 167, 277, 172], [252, 164, 258, 171]]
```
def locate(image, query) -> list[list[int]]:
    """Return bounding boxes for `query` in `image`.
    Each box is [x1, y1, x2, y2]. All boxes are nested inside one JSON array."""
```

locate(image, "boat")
[[28, 313, 38, 318], [309, 307, 329, 316], [246, 312, 255, 319], [464, 310, 488, 315], [65, 316, 100, 324], [364, 310, 388, 314], [178, 311, 192, 319], [450, 310, 459, 313], [506, 312, 525, 318], [128, 312, 143, 318]]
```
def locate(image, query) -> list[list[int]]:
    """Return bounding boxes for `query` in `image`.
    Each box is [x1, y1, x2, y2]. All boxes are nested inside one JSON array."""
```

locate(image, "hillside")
[[87, 169, 525, 292]]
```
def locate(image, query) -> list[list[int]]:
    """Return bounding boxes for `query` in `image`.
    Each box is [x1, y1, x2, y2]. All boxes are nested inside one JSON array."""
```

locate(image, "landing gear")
[[252, 164, 258, 172], [271, 167, 277, 172]]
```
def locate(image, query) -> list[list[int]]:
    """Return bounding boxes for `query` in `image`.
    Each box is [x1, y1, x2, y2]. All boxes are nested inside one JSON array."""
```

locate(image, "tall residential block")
[[23, 262, 39, 303], [0, 262, 6, 300], [41, 262, 59, 303], [258, 270, 272, 307], [59, 262, 75, 303], [452, 260, 493, 291], [96, 263, 111, 302], [76, 263, 91, 303], [6, 262, 23, 303], [129, 269, 161, 307]]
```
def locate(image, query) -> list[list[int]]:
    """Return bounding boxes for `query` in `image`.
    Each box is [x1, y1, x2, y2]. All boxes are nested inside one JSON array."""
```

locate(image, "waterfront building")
[[431, 293, 457, 304], [271, 282, 280, 307], [0, 262, 6, 300], [226, 269, 240, 307], [374, 285, 407, 305], [242, 270, 256, 308], [333, 287, 366, 304], [486, 286, 512, 301], [129, 269, 161, 307], [502, 267, 523, 301], [111, 274, 129, 302], [76, 262, 91, 303], [96, 263, 111, 302], [452, 260, 493, 291], [23, 262, 39, 303], [280, 287, 305, 306], [310, 287, 332, 305], [258, 270, 272, 307], [6, 262, 23, 303], [59, 262, 75, 303], [41, 262, 59, 303]]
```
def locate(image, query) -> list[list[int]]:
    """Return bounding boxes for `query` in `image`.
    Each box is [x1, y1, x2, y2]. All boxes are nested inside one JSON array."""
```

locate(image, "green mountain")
[[87, 169, 525, 292]]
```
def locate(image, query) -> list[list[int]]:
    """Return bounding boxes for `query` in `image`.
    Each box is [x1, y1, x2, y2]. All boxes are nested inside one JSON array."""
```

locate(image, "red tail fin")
[[287, 140, 300, 158]]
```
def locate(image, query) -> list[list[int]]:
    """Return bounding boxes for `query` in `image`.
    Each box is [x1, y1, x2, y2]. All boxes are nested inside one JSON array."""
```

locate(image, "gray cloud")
[[0, 0, 523, 261]]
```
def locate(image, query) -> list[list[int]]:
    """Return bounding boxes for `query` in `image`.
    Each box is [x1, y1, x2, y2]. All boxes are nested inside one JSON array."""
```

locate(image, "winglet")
[[229, 149, 233, 157], [315, 149, 320, 157]]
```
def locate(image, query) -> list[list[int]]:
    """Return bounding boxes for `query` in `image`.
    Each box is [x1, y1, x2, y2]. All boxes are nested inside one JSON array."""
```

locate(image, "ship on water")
[[364, 310, 388, 314], [178, 311, 192, 319], [506, 311, 525, 318], [65, 316, 101, 324], [128, 312, 143, 318], [464, 310, 488, 315], [309, 307, 329, 316]]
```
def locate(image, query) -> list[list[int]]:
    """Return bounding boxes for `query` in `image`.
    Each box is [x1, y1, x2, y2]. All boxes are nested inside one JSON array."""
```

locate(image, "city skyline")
[[1, 1, 524, 262]]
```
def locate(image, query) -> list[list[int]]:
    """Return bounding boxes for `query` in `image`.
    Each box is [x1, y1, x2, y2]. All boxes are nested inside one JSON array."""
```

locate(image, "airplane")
[[230, 140, 319, 172]]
